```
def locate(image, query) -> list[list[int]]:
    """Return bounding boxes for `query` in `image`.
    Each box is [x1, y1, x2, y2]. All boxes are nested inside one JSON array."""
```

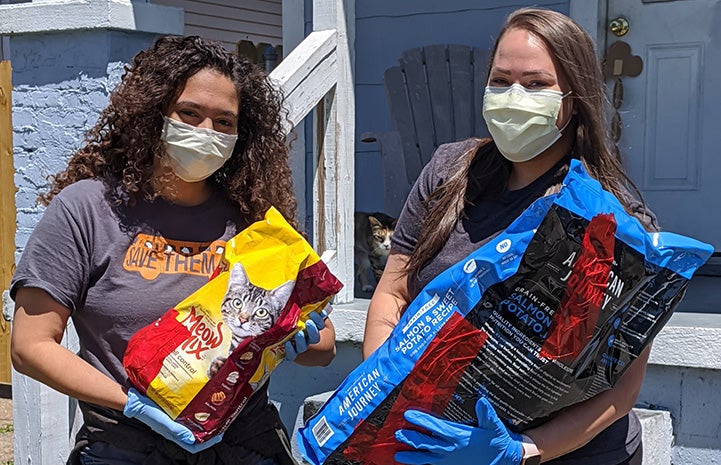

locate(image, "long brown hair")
[[405, 7, 643, 277], [41, 35, 298, 228]]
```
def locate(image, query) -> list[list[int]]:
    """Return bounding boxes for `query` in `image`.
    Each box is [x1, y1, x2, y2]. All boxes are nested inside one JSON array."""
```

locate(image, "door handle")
[[609, 17, 630, 37]]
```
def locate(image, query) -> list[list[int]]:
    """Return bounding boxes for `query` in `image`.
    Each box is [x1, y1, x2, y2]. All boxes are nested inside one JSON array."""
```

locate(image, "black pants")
[[616, 444, 643, 465], [545, 444, 643, 465]]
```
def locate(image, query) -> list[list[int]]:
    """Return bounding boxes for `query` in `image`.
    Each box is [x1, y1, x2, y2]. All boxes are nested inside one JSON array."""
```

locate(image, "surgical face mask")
[[160, 116, 238, 182], [482, 83, 570, 163]]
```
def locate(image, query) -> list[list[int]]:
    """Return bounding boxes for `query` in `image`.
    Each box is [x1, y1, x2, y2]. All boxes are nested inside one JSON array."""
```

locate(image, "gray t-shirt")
[[12, 180, 312, 463], [12, 179, 247, 389], [391, 139, 642, 464]]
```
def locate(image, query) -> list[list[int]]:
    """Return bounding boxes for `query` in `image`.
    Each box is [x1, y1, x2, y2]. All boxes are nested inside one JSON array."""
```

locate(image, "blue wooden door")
[[606, 0, 721, 311]]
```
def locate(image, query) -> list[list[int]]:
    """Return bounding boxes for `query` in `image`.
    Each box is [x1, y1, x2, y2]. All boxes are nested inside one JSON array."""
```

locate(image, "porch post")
[[282, 1, 310, 231], [311, 0, 355, 304]]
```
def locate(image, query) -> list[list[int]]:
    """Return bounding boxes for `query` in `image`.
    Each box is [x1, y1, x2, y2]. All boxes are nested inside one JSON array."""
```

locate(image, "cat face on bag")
[[219, 262, 294, 344]]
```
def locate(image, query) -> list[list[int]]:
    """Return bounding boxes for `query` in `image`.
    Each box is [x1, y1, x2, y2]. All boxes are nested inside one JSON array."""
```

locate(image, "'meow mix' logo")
[[178, 306, 225, 360]]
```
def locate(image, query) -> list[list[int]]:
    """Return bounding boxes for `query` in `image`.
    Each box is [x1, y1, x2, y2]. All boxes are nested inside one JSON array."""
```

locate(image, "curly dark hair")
[[42, 35, 298, 229]]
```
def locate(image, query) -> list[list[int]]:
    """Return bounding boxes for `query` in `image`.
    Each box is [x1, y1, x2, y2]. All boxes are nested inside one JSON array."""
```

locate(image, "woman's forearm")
[[363, 293, 405, 359], [363, 253, 411, 359], [11, 288, 129, 411], [525, 346, 651, 461], [12, 335, 128, 411]]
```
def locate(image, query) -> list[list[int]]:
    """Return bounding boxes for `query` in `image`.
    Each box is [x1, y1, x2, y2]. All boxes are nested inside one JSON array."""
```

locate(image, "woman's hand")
[[284, 307, 336, 366], [395, 397, 523, 465], [124, 388, 223, 453], [362, 252, 411, 359], [284, 309, 326, 361]]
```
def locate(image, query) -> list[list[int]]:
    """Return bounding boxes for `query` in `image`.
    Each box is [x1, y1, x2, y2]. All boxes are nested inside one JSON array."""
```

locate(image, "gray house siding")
[[152, 0, 283, 49], [352, 1, 568, 213]]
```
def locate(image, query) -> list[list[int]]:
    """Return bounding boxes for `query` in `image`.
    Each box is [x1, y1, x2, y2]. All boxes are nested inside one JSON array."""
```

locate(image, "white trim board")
[[0, 0, 184, 35]]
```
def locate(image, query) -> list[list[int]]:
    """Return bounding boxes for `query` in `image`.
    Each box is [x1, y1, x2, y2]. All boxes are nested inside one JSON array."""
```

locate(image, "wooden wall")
[[152, 0, 282, 50], [0, 61, 15, 385]]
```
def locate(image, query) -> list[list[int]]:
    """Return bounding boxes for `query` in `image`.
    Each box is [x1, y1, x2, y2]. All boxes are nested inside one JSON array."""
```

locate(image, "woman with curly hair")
[[10, 35, 334, 465]]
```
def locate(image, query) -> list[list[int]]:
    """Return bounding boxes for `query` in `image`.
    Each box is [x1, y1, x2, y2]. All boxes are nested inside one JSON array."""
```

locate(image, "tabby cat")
[[354, 211, 396, 293], [207, 262, 294, 377]]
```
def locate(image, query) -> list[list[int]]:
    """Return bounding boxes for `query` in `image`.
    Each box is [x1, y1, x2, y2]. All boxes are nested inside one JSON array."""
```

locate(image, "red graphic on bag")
[[340, 313, 488, 465], [541, 213, 616, 361]]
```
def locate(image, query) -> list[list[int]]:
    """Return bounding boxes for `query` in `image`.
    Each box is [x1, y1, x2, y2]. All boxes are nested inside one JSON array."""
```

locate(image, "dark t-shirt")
[[10, 179, 291, 463], [392, 139, 642, 464], [12, 178, 246, 387]]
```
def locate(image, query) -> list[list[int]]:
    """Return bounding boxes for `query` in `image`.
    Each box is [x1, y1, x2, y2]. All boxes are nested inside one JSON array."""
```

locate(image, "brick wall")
[[11, 30, 156, 261]]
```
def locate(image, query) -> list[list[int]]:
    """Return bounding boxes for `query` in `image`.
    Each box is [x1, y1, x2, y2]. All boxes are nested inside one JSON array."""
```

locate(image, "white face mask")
[[482, 84, 569, 163], [160, 116, 238, 183]]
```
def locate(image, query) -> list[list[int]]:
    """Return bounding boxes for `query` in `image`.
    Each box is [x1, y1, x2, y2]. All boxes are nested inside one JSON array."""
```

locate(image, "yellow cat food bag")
[[124, 207, 342, 442]]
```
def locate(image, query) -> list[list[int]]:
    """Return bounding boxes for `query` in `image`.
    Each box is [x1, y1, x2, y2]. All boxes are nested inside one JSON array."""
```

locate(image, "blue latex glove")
[[284, 309, 327, 361], [394, 397, 523, 465], [124, 388, 224, 453]]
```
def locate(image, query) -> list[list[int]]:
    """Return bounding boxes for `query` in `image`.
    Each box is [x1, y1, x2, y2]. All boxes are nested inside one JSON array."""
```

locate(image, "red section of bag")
[[341, 313, 489, 464], [124, 308, 190, 396], [540, 213, 616, 361]]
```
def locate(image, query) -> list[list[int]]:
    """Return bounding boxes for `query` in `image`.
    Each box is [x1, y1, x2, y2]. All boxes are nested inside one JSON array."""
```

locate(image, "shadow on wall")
[[639, 363, 721, 461]]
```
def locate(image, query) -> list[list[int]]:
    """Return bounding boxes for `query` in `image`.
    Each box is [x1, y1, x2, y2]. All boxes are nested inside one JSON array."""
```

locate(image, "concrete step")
[[635, 407, 673, 465]]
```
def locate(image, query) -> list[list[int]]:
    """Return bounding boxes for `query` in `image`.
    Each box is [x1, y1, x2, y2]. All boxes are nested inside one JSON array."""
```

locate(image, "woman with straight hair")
[[364, 8, 656, 465]]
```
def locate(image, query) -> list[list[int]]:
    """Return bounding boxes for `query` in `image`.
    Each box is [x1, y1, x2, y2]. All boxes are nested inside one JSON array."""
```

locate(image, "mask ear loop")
[[557, 90, 574, 134]]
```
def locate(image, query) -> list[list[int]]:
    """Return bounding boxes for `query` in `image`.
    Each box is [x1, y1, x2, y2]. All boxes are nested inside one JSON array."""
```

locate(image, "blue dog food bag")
[[298, 160, 713, 465]]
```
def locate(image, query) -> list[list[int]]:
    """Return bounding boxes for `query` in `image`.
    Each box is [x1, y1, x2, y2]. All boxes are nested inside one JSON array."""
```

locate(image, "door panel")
[[607, 0, 721, 250], [643, 44, 700, 190]]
